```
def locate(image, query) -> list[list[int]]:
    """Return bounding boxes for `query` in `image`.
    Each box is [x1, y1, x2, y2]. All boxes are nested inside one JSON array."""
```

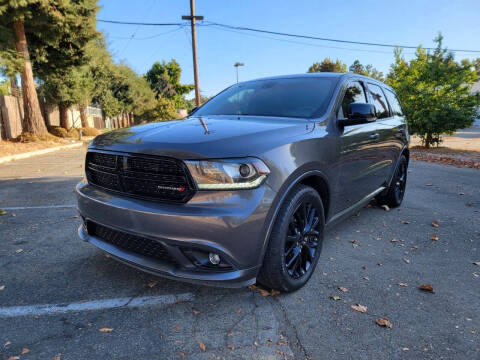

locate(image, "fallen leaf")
[[338, 286, 348, 292], [15, 249, 23, 253], [431, 221, 439, 228], [329, 257, 335, 261], [473, 262, 480, 266], [8, 357, 19, 360], [466, 202, 473, 206], [236, 308, 242, 314], [430, 234, 439, 241], [397, 282, 408, 287], [0, 285, 5, 291], [391, 238, 399, 243], [270, 289, 280, 296], [459, 192, 465, 196], [146, 280, 158, 288], [259, 288, 270, 297], [11, 213, 16, 217], [376, 317, 392, 328], [0, 210, 6, 216], [329, 295, 341, 301], [4, 341, 11, 347], [401, 347, 410, 351], [99, 328, 113, 333], [227, 344, 235, 350], [351, 304, 367, 313], [419, 284, 434, 293], [174, 325, 181, 331], [381, 205, 390, 211], [21, 348, 30, 354], [227, 331, 233, 337], [199, 342, 206, 352], [193, 310, 200, 315], [178, 353, 186, 358], [362, 265, 368, 270], [403, 258, 410, 264], [401, 220, 410, 224], [363, 276, 369, 281]]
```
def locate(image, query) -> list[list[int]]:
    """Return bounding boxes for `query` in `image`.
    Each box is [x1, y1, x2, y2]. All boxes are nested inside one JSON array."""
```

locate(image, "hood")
[[90, 115, 314, 159]]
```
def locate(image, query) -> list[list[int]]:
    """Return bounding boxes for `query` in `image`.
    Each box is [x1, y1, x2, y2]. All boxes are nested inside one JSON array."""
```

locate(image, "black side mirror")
[[338, 103, 376, 126]]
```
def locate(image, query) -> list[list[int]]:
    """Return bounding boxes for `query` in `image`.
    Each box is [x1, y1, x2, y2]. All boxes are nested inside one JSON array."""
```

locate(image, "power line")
[[98, 19, 182, 26], [206, 22, 480, 54], [97, 18, 480, 54]]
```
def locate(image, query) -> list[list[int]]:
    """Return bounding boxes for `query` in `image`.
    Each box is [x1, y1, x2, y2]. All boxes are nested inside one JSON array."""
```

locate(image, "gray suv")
[[77, 73, 409, 292]]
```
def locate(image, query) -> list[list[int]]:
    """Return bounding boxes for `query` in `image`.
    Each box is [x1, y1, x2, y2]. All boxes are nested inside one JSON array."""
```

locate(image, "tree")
[[0, 0, 98, 135], [349, 60, 385, 81], [387, 35, 480, 148], [308, 58, 347, 73], [136, 98, 178, 123], [145, 59, 194, 108]]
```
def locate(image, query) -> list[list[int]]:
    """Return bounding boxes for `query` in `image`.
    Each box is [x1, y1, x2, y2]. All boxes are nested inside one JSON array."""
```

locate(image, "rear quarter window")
[[384, 89, 404, 116]]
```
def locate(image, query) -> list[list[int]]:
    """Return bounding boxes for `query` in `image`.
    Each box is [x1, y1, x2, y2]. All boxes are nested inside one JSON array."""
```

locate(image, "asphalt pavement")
[[0, 146, 479, 360]]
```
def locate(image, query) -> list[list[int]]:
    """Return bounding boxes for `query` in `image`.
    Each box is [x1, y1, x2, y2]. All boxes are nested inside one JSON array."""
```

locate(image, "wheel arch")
[[257, 166, 332, 267]]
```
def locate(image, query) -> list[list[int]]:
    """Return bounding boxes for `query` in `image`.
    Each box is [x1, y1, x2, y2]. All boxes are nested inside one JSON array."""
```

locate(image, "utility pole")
[[182, 0, 203, 107], [234, 62, 244, 83]]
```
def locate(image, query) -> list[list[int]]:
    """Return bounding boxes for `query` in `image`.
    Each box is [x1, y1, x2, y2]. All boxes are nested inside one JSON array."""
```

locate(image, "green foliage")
[[136, 98, 179, 123], [0, 79, 9, 95], [349, 60, 385, 81], [308, 58, 347, 73], [145, 59, 194, 107], [387, 35, 480, 148]]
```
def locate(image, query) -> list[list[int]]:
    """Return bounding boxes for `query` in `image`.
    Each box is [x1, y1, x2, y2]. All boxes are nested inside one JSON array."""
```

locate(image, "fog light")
[[208, 252, 221, 265]]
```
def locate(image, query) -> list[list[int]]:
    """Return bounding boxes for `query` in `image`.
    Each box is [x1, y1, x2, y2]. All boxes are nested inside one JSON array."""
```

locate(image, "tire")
[[376, 155, 408, 208], [258, 184, 325, 292]]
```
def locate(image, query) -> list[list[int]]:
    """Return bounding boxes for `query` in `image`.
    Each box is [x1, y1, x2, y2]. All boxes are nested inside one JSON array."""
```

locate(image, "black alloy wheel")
[[376, 154, 408, 208], [284, 201, 321, 279], [258, 184, 325, 292]]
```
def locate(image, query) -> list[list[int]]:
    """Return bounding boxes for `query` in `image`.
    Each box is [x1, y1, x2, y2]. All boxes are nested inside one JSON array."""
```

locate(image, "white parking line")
[[0, 205, 76, 210], [0, 293, 194, 318]]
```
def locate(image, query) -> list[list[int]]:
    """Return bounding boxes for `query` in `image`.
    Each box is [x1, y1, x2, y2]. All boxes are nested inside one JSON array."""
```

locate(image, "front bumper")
[[76, 181, 277, 287]]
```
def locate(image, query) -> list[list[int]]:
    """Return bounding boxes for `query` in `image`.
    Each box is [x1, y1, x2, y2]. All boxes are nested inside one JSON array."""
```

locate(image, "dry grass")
[[410, 135, 480, 152], [0, 133, 77, 157]]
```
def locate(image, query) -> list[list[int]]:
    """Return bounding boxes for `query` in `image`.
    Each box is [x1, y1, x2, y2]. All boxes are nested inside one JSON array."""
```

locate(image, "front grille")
[[86, 151, 195, 203], [87, 221, 176, 264]]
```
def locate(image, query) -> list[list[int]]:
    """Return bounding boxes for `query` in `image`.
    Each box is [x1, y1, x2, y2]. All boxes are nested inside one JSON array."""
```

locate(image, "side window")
[[367, 83, 390, 119], [339, 81, 367, 118], [384, 89, 404, 116]]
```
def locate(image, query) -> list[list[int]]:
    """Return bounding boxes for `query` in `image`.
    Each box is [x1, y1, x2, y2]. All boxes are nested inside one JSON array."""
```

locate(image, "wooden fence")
[[0, 95, 109, 140]]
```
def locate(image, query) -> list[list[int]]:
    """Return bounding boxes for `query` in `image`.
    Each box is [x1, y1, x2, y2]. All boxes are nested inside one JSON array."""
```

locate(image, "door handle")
[[369, 133, 379, 140]]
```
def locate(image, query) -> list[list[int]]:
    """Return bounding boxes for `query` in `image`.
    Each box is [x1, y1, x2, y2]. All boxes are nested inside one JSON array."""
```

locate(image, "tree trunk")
[[129, 112, 134, 126], [424, 133, 432, 149], [80, 105, 88, 128], [123, 113, 129, 127], [10, 76, 19, 97], [59, 105, 70, 129], [12, 20, 47, 136]]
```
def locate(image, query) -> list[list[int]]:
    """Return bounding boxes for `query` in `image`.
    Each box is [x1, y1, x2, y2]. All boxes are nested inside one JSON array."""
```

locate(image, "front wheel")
[[376, 155, 408, 208], [258, 185, 324, 292]]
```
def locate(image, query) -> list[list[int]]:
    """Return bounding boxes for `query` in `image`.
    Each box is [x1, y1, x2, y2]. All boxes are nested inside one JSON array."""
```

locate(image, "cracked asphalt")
[[0, 146, 479, 360]]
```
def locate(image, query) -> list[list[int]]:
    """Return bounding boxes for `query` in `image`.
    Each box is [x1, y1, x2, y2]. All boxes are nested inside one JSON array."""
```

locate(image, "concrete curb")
[[0, 142, 83, 164]]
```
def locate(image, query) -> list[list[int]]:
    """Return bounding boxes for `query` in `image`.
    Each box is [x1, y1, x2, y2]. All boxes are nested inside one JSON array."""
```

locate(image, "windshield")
[[194, 77, 338, 119]]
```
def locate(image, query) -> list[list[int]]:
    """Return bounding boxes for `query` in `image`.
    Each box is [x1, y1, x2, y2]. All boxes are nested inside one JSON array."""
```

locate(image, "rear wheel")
[[376, 155, 408, 208], [258, 185, 324, 292]]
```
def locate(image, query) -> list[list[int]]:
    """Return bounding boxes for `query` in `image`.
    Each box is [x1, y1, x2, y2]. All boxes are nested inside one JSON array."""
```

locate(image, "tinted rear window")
[[194, 77, 338, 119]]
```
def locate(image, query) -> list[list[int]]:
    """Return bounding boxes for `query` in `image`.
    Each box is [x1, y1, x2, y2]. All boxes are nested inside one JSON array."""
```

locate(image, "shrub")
[[80, 127, 100, 136], [48, 126, 67, 138]]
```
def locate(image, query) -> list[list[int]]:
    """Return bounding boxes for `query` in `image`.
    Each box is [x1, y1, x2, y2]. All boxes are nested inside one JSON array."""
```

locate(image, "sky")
[[97, 0, 480, 98]]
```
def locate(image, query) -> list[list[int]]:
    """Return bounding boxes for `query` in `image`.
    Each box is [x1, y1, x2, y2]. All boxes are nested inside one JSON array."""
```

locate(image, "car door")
[[366, 83, 398, 185], [336, 80, 384, 212]]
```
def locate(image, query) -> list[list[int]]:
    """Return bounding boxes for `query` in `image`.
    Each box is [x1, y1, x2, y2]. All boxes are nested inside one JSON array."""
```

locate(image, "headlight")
[[185, 158, 270, 190]]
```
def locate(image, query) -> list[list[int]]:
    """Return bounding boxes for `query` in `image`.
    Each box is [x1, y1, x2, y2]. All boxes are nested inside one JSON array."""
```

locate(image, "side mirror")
[[338, 103, 376, 126]]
